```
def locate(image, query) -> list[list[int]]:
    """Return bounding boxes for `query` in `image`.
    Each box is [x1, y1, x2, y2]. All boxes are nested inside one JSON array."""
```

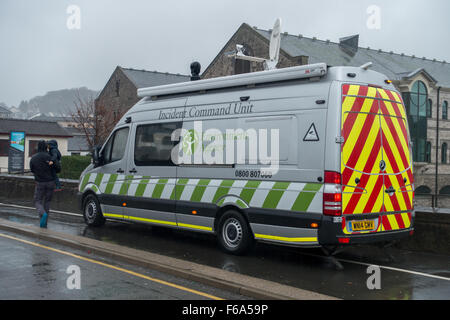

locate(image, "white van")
[[78, 63, 415, 254]]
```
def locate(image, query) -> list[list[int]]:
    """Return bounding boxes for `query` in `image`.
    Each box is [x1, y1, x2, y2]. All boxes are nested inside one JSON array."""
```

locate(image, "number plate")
[[351, 220, 375, 231]]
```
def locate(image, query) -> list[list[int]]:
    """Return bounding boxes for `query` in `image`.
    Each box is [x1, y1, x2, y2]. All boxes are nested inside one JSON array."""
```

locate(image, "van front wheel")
[[217, 210, 253, 255], [83, 194, 105, 227]]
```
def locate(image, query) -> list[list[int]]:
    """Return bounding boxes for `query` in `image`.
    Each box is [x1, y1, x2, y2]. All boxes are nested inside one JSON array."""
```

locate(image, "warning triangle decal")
[[303, 123, 319, 141]]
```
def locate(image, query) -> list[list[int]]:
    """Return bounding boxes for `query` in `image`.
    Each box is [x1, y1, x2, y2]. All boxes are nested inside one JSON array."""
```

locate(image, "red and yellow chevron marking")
[[378, 212, 412, 232], [341, 84, 414, 222], [342, 212, 412, 234]]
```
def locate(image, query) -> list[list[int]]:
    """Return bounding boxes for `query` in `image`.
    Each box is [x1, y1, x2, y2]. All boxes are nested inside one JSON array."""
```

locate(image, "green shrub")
[[59, 155, 92, 180]]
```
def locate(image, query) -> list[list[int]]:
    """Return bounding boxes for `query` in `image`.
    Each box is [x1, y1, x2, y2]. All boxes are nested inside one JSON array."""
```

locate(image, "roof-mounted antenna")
[[226, 18, 282, 71], [360, 62, 373, 70]]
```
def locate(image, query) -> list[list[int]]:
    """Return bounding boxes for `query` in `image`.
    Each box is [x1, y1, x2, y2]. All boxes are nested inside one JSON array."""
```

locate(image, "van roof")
[[137, 63, 328, 99]]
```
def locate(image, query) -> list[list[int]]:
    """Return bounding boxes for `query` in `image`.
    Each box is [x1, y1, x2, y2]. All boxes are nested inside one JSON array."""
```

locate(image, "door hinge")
[[335, 136, 345, 143]]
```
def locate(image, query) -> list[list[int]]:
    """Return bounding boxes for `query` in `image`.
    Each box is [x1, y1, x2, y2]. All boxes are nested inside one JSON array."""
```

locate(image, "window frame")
[[443, 101, 448, 120], [442, 142, 448, 164], [0, 139, 9, 157], [101, 126, 129, 165], [133, 121, 182, 167]]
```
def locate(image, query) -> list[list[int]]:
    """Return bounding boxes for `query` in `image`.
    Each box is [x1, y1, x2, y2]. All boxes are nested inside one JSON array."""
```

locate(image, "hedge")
[[59, 155, 92, 180]]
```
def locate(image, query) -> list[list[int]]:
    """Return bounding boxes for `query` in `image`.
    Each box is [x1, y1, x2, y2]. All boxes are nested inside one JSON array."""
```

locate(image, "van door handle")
[[129, 168, 137, 174], [385, 186, 395, 194], [116, 168, 124, 173]]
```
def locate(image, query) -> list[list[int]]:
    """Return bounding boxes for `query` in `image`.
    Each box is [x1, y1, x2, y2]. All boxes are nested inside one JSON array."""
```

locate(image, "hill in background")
[[16, 87, 99, 116]]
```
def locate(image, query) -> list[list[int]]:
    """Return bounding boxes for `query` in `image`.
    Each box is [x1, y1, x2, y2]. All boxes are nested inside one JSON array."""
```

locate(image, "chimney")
[[339, 34, 359, 56]]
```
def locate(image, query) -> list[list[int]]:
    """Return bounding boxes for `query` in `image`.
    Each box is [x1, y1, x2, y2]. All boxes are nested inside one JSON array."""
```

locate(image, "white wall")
[[0, 134, 69, 172]]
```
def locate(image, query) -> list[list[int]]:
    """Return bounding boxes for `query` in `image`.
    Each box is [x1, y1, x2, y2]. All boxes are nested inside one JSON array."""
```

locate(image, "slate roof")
[[0, 119, 72, 137], [120, 67, 190, 88], [0, 105, 12, 114], [64, 127, 91, 152], [254, 28, 450, 87]]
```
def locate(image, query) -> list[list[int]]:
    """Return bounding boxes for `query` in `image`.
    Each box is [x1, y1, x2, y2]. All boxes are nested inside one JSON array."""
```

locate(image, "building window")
[[426, 141, 431, 163], [439, 185, 450, 194], [426, 99, 432, 118], [442, 142, 448, 164], [415, 185, 431, 194], [0, 139, 8, 156], [443, 101, 448, 120], [404, 81, 428, 162], [28, 140, 40, 157]]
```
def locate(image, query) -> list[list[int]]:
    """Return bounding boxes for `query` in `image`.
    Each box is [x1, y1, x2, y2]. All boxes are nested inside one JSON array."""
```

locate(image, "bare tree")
[[69, 91, 125, 150]]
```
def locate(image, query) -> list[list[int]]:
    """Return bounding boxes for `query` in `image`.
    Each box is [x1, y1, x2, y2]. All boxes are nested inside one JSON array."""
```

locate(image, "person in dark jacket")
[[47, 140, 62, 191], [30, 140, 55, 228]]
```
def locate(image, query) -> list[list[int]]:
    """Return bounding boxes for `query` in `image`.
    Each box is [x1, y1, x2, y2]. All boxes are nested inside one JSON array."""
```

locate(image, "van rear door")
[[341, 84, 383, 215], [340, 84, 414, 232]]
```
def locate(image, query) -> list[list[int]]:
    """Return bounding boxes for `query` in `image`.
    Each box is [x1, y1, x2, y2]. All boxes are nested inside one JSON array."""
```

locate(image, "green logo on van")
[[182, 129, 200, 155]]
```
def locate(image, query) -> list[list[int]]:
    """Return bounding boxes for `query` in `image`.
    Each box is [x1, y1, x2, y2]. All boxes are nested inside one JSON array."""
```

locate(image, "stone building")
[[203, 23, 450, 203], [96, 66, 190, 119]]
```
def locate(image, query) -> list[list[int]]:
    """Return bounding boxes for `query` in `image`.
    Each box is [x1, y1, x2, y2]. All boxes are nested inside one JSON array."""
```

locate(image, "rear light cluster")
[[323, 171, 342, 216]]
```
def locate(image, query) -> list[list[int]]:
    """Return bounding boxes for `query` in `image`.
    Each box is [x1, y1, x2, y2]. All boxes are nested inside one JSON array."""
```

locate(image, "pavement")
[[0, 217, 337, 300]]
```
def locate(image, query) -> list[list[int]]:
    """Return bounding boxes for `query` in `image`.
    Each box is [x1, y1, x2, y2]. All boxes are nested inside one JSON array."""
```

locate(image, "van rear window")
[[134, 122, 182, 166]]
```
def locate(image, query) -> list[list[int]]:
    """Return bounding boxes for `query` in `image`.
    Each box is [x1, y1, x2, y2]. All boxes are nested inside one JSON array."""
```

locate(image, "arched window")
[[443, 101, 448, 120], [234, 45, 253, 75], [426, 99, 432, 118], [410, 80, 428, 117], [442, 142, 448, 164], [407, 81, 428, 162], [416, 185, 431, 194], [439, 185, 450, 194]]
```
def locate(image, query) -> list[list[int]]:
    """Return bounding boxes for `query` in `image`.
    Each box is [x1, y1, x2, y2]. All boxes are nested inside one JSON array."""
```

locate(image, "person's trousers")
[[34, 181, 55, 218]]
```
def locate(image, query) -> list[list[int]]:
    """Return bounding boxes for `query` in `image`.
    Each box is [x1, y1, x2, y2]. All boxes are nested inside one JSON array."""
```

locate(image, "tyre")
[[217, 210, 253, 255], [83, 194, 105, 227]]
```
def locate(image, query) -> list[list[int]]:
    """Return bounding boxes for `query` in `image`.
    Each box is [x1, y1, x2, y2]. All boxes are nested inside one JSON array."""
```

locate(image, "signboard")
[[8, 131, 25, 173]]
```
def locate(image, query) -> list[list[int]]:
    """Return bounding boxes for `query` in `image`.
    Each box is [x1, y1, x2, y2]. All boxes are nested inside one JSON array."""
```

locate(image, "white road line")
[[0, 202, 81, 217], [336, 258, 450, 281], [0, 202, 448, 282]]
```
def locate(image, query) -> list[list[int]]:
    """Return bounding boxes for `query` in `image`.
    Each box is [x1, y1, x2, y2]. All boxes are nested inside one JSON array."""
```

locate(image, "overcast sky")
[[1, 0, 449, 107]]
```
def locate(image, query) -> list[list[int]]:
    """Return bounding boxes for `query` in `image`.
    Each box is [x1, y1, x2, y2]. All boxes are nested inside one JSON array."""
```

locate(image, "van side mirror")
[[92, 145, 103, 167]]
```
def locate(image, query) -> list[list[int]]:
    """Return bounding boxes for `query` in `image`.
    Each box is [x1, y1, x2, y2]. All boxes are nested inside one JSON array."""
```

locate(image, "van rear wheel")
[[83, 194, 105, 227], [217, 210, 253, 255]]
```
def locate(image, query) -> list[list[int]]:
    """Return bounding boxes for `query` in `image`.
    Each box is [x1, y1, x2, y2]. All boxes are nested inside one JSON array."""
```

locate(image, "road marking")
[[0, 202, 81, 217], [0, 232, 224, 300], [336, 258, 450, 281], [1, 202, 449, 282]]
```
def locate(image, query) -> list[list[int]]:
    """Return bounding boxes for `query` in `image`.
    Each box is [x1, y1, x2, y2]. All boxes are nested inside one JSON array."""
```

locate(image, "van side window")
[[134, 122, 182, 166], [103, 127, 129, 164]]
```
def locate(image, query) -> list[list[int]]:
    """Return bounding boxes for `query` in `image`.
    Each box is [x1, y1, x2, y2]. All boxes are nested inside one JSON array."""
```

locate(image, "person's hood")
[[48, 140, 58, 148], [37, 140, 48, 153]]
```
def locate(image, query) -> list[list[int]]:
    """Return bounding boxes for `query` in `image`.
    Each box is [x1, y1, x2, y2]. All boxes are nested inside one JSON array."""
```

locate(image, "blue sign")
[[8, 131, 26, 173]]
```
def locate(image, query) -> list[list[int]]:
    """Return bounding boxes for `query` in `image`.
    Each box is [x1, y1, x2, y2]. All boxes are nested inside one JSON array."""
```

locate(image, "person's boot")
[[40, 212, 48, 228]]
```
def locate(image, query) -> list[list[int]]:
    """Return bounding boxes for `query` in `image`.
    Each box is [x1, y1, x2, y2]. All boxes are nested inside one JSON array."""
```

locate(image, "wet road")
[[0, 229, 248, 300], [0, 200, 449, 300]]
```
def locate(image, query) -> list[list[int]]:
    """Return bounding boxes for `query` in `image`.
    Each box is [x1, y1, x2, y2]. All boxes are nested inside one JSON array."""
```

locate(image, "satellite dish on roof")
[[267, 18, 281, 69], [225, 18, 282, 71]]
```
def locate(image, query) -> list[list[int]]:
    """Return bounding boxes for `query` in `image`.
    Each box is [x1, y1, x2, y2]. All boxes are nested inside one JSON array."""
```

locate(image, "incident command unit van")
[[78, 63, 415, 255]]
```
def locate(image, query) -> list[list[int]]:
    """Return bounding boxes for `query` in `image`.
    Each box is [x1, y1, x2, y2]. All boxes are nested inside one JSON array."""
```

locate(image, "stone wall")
[[202, 24, 300, 79], [95, 67, 140, 118], [0, 175, 448, 255]]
